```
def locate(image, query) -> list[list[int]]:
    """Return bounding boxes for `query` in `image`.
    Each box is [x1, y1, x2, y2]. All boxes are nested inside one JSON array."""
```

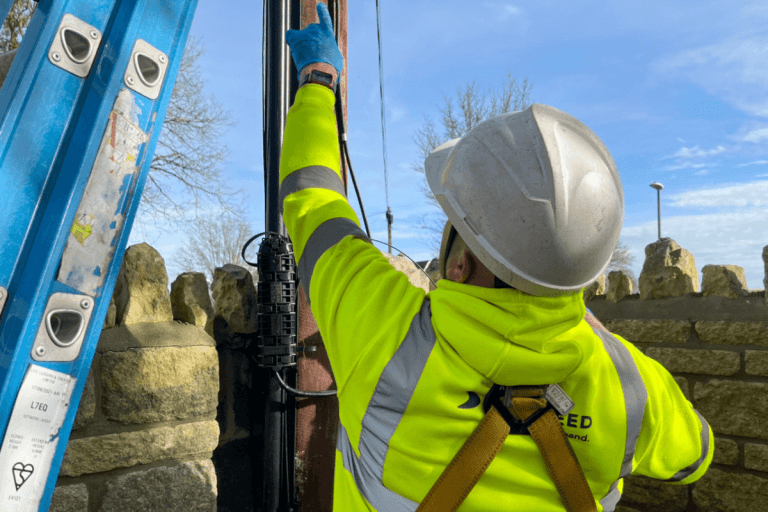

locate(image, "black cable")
[[334, 86, 371, 239], [275, 368, 337, 397]]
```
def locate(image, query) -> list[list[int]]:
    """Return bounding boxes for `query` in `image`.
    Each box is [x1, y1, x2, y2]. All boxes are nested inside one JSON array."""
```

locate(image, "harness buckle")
[[482, 383, 575, 435]]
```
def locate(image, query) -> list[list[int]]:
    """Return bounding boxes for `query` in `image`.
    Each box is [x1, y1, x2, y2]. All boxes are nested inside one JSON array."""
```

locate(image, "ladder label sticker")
[[57, 89, 148, 296], [0, 365, 75, 510]]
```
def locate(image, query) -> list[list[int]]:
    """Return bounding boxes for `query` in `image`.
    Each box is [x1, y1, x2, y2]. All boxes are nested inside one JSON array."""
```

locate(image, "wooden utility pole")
[[293, 1, 347, 511]]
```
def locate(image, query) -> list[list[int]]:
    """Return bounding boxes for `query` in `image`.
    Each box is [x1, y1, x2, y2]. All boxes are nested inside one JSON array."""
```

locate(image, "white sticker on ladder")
[[0, 365, 75, 511]]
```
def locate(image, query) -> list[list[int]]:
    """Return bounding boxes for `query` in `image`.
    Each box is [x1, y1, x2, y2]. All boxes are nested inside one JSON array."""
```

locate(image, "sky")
[[129, 0, 768, 292]]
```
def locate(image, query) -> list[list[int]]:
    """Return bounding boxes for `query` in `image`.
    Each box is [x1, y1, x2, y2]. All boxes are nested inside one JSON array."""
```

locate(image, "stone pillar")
[[112, 243, 173, 325], [606, 270, 633, 303], [638, 238, 699, 299], [171, 272, 215, 337], [701, 265, 749, 299]]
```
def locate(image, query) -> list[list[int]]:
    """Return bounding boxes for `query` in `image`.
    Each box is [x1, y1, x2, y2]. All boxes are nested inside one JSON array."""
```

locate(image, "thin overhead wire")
[[374, 0, 390, 209]]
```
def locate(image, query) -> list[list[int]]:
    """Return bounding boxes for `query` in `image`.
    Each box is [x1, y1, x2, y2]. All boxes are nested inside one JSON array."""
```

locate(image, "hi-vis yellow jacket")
[[279, 84, 714, 512]]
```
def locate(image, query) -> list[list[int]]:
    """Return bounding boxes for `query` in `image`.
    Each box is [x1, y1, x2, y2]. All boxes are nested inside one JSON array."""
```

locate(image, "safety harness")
[[416, 310, 609, 512], [416, 383, 596, 512]]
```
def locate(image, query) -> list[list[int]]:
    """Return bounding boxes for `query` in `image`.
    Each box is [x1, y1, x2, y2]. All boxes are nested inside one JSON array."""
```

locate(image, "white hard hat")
[[425, 104, 624, 297]]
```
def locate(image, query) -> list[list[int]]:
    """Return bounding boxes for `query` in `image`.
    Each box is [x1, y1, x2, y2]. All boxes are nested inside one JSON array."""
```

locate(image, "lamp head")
[[650, 182, 664, 191]]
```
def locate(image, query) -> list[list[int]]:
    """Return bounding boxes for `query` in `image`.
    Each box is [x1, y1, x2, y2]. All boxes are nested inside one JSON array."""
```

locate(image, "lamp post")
[[650, 182, 663, 240]]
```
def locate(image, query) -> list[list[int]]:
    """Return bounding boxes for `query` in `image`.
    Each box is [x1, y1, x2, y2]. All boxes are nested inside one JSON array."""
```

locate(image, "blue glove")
[[286, 3, 344, 80]]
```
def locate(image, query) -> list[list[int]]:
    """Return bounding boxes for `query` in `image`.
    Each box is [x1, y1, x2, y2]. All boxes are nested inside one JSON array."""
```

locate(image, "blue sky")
[[130, 0, 768, 292]]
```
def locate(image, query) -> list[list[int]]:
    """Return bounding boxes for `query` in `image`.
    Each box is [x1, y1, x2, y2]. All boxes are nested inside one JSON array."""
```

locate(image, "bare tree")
[[136, 35, 242, 233], [1, 10, 242, 235], [0, 0, 36, 52], [412, 72, 533, 253], [171, 211, 259, 285], [605, 239, 639, 292]]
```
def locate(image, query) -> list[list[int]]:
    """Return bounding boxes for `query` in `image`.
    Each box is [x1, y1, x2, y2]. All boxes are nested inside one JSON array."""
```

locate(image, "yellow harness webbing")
[[416, 385, 597, 512]]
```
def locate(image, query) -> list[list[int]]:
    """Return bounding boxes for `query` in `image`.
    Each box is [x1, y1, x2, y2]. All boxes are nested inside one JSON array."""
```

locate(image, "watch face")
[[310, 70, 333, 86]]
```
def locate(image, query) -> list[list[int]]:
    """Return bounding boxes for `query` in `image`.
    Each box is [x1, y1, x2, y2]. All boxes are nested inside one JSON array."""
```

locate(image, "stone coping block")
[[603, 319, 690, 344], [606, 270, 633, 303], [211, 264, 257, 335], [100, 459, 217, 512], [171, 272, 215, 337], [101, 345, 219, 423], [61, 421, 219, 477], [113, 243, 173, 325], [701, 264, 749, 299], [585, 294, 768, 324], [638, 238, 699, 299]]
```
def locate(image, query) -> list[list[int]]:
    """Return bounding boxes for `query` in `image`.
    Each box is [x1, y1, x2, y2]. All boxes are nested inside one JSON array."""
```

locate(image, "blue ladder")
[[0, 0, 200, 509]]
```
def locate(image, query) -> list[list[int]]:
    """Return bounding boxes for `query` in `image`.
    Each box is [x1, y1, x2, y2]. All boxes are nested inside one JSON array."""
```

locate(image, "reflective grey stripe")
[[298, 217, 371, 306], [592, 327, 647, 512], [661, 408, 711, 483], [279, 165, 346, 214], [337, 299, 434, 511]]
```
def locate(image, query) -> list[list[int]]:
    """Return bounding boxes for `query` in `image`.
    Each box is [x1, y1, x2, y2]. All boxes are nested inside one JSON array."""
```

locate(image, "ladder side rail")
[[0, 0, 123, 322], [0, 0, 200, 508], [35, 0, 201, 507]]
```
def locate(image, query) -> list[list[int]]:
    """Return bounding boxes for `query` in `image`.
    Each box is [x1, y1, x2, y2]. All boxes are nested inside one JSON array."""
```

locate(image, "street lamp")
[[650, 182, 663, 240]]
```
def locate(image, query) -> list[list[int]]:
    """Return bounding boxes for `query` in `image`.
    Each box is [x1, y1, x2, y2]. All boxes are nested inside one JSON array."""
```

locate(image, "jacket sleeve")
[[278, 85, 427, 394], [615, 333, 715, 485]]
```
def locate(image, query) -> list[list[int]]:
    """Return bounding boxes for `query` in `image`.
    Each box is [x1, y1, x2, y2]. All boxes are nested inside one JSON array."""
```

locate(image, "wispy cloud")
[[650, 35, 768, 117], [666, 180, 768, 207], [737, 159, 768, 167], [665, 162, 707, 171], [661, 144, 726, 171], [693, 170, 708, 176], [742, 128, 768, 143], [669, 145, 726, 159]]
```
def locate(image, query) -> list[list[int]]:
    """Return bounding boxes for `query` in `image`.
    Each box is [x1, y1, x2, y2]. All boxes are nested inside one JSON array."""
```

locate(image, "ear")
[[446, 255, 462, 282], [447, 250, 474, 283]]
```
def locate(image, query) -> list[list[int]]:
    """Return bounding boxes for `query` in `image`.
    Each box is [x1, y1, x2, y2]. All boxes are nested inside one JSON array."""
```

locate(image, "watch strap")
[[299, 69, 336, 92]]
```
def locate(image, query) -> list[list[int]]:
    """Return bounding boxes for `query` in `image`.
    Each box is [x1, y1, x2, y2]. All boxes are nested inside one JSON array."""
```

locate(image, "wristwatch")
[[299, 69, 336, 92]]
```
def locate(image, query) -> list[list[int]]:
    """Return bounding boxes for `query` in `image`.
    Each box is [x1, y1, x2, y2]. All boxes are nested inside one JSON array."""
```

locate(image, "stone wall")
[[50, 244, 220, 512], [50, 238, 768, 511], [586, 238, 768, 512]]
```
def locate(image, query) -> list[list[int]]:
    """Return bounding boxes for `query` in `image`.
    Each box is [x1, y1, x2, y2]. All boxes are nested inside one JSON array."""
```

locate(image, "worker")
[[281, 4, 714, 511]]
